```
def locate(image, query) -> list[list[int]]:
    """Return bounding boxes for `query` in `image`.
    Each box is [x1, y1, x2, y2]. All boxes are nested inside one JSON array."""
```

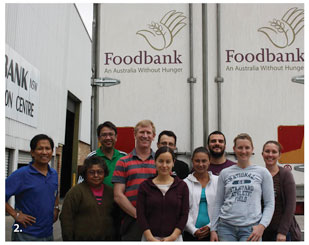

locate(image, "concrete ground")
[[5, 209, 63, 241], [295, 215, 305, 241], [5, 212, 304, 241]]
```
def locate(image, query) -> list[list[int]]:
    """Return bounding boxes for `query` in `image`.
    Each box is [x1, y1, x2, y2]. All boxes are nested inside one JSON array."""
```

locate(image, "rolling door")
[[5, 149, 11, 178], [18, 151, 32, 169]]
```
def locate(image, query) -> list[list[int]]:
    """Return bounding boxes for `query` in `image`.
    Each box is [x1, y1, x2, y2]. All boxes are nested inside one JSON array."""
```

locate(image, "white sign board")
[[5, 44, 40, 128]]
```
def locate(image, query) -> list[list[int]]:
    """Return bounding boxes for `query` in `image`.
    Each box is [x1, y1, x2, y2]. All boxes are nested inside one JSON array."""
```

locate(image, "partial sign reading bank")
[[5, 44, 40, 128]]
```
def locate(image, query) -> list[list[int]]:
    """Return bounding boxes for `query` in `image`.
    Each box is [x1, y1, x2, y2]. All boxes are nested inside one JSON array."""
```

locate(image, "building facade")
[[5, 3, 92, 198]]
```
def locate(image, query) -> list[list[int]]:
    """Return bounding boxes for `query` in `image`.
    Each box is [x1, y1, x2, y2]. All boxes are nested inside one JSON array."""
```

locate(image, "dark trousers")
[[112, 203, 124, 241], [120, 214, 143, 241], [263, 229, 292, 241]]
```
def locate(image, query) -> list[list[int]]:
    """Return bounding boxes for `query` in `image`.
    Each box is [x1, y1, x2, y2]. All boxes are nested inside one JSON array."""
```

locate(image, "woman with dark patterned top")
[[262, 140, 300, 241], [60, 156, 116, 241]]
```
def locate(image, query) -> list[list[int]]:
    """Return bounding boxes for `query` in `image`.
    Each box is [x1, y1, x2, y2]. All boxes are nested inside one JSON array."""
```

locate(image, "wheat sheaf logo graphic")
[[258, 7, 304, 49], [136, 10, 187, 51]]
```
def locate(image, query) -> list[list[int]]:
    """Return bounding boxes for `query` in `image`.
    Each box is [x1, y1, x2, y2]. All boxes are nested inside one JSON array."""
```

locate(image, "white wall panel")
[[95, 4, 304, 187], [5, 4, 91, 151], [98, 4, 192, 154]]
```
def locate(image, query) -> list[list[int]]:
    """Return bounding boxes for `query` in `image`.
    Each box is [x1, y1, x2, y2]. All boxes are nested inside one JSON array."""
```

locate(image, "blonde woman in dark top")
[[262, 140, 301, 241]]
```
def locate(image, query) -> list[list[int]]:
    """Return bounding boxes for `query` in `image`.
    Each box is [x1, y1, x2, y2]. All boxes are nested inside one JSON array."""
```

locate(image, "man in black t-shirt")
[[157, 130, 189, 179]]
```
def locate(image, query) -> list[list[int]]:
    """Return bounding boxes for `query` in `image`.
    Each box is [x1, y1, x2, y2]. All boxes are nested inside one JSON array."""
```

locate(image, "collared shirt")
[[87, 148, 127, 187], [5, 162, 58, 238], [112, 148, 156, 207]]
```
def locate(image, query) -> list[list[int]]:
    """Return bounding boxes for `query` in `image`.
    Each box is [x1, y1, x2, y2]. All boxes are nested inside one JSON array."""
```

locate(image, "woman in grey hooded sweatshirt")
[[210, 133, 275, 241]]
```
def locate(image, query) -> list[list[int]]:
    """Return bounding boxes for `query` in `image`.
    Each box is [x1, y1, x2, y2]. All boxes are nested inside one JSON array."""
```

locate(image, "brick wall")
[[78, 141, 91, 166]]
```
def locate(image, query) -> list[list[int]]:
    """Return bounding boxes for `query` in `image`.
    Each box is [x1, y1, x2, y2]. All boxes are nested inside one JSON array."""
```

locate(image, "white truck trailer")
[[91, 2, 304, 227]]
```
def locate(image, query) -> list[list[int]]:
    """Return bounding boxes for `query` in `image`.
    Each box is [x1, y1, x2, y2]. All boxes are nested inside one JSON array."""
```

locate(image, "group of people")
[[5, 119, 301, 241]]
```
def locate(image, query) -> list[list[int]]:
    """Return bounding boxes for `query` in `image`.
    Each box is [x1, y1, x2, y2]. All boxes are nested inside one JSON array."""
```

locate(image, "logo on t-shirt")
[[230, 182, 254, 203], [226, 173, 257, 203]]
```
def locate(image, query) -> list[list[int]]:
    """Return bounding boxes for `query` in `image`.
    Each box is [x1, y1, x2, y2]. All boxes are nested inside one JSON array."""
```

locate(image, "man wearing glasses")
[[78, 121, 126, 187]]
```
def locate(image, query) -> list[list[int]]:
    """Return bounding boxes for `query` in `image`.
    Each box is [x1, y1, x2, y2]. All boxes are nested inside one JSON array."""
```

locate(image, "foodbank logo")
[[258, 7, 304, 49], [137, 10, 187, 51]]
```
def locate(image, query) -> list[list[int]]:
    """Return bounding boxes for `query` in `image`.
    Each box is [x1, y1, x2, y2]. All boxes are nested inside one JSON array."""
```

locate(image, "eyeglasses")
[[87, 170, 104, 176], [99, 133, 115, 138]]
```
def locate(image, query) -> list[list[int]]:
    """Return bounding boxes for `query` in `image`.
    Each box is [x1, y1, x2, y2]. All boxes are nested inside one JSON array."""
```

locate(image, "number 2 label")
[[13, 224, 22, 232]]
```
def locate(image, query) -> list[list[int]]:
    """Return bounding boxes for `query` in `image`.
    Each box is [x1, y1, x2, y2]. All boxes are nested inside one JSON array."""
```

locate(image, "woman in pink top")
[[60, 156, 116, 240]]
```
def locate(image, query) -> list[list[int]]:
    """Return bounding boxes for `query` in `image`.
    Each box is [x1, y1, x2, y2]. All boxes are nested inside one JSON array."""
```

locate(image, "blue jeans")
[[217, 220, 260, 241], [11, 231, 53, 241]]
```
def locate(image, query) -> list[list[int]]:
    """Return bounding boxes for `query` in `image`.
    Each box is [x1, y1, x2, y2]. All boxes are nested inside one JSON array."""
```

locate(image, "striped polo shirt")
[[112, 148, 156, 207]]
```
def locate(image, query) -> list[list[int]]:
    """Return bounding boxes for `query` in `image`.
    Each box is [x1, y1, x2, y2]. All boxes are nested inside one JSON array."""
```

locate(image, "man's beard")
[[209, 147, 225, 158]]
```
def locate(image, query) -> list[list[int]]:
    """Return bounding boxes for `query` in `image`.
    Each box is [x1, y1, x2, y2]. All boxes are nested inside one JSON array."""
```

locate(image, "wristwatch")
[[14, 211, 20, 219]]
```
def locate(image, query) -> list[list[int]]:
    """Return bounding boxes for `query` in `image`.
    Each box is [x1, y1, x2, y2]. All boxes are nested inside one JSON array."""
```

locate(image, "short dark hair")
[[192, 146, 210, 160], [97, 121, 117, 137], [155, 146, 176, 162], [80, 156, 109, 181], [30, 134, 54, 151], [207, 131, 226, 145], [157, 130, 177, 145]]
